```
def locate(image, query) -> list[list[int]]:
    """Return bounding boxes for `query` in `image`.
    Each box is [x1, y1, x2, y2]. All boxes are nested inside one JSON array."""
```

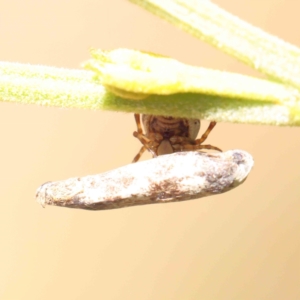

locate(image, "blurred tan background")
[[0, 0, 299, 299]]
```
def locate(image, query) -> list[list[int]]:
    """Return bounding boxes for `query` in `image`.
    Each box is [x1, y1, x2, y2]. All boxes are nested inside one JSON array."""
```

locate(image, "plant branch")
[[1, 1, 300, 126], [1, 59, 299, 125]]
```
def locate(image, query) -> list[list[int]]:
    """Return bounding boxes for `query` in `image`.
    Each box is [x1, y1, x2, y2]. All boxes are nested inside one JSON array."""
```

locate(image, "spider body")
[[133, 114, 221, 162]]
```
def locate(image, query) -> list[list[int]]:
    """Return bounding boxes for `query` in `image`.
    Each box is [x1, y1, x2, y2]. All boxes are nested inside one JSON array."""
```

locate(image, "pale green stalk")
[[1, 60, 299, 125]]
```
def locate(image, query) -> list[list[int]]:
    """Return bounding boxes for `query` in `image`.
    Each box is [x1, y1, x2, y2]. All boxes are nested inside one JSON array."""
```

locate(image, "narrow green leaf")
[[129, 0, 300, 90], [84, 48, 299, 105]]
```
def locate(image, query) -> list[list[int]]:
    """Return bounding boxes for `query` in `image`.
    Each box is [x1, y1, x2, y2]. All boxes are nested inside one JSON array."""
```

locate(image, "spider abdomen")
[[142, 115, 200, 139]]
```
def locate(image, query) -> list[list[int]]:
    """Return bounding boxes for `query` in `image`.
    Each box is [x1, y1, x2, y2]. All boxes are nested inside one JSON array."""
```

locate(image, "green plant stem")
[[0, 62, 106, 109], [0, 61, 299, 125]]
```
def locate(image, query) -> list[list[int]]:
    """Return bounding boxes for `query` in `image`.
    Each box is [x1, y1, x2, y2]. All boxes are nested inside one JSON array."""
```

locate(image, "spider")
[[132, 114, 222, 162]]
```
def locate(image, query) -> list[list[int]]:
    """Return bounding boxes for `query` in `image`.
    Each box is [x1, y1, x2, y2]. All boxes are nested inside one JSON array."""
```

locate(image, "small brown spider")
[[132, 114, 222, 162]]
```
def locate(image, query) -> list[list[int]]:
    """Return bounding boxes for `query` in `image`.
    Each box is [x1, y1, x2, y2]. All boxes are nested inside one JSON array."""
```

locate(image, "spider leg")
[[195, 121, 217, 145], [134, 113, 143, 134], [133, 113, 151, 145], [133, 131, 151, 143], [133, 114, 158, 161], [193, 121, 222, 151], [196, 144, 222, 151], [132, 145, 147, 163], [172, 121, 222, 152]]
